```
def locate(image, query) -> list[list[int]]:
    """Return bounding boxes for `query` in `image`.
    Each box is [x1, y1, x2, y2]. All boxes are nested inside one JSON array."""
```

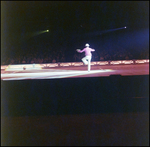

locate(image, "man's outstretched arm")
[[91, 48, 95, 52], [76, 49, 85, 53]]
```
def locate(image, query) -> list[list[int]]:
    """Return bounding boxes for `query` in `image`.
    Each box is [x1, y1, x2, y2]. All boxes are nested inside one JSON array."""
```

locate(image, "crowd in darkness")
[[2, 2, 148, 66], [2, 46, 149, 65]]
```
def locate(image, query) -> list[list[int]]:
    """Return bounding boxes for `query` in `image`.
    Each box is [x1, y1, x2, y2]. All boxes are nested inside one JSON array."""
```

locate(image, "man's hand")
[[76, 49, 81, 52]]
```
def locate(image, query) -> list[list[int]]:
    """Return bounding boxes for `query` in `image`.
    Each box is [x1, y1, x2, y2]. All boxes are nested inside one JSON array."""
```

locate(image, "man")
[[76, 43, 95, 72]]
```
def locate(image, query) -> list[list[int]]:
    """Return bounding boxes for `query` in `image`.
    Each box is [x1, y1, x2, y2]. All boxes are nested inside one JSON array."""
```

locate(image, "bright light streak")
[[1, 69, 113, 81], [24, 30, 50, 40], [1, 65, 8, 70], [5, 64, 42, 71], [60, 63, 72, 67], [135, 60, 149, 63]]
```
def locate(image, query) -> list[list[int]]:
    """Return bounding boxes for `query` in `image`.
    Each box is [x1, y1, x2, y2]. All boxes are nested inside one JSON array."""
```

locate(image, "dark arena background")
[[1, 1, 149, 146]]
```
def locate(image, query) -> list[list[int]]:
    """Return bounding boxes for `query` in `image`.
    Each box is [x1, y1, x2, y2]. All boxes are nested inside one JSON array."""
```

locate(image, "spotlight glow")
[[46, 30, 49, 32]]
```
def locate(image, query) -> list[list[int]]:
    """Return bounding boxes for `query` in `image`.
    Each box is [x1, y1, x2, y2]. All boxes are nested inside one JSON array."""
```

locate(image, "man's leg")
[[87, 56, 91, 72], [82, 56, 88, 65], [82, 56, 91, 71]]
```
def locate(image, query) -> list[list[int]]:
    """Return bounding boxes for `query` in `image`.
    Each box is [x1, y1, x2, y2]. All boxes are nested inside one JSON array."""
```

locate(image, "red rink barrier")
[[1, 59, 149, 70]]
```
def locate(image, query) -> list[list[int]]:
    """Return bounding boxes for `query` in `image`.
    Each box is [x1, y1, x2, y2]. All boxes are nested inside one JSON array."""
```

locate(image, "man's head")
[[85, 43, 90, 47]]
